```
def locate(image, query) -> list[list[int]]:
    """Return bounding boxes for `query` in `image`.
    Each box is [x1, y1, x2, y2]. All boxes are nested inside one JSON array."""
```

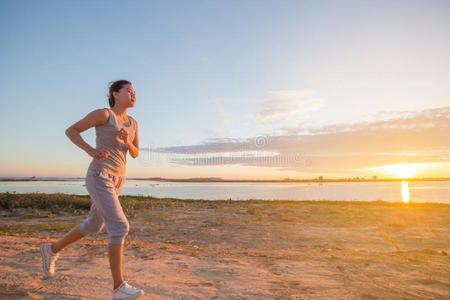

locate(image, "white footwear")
[[112, 281, 144, 300], [40, 243, 59, 277]]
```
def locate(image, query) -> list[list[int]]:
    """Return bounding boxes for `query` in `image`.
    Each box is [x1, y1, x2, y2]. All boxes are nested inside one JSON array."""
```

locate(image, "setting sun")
[[383, 163, 418, 179]]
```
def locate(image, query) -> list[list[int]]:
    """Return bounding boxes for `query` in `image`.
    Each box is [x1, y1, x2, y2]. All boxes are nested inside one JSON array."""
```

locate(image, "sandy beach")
[[0, 193, 449, 299]]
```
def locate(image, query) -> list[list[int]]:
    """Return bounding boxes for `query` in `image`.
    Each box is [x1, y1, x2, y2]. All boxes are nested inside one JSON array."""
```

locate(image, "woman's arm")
[[66, 109, 109, 159], [126, 120, 139, 158]]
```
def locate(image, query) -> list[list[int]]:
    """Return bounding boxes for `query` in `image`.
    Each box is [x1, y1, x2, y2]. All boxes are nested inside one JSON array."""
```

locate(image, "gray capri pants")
[[79, 168, 129, 244]]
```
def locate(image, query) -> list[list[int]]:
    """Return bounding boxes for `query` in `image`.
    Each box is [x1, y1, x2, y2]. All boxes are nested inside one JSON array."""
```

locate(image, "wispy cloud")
[[278, 105, 450, 135], [147, 105, 450, 175], [260, 90, 322, 121]]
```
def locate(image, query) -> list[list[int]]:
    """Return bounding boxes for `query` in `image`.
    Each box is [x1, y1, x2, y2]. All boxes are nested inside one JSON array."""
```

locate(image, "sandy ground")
[[0, 199, 449, 299]]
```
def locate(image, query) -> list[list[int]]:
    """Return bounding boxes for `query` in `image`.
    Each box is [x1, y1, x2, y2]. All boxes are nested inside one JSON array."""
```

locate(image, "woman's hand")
[[87, 148, 110, 160], [116, 128, 130, 145]]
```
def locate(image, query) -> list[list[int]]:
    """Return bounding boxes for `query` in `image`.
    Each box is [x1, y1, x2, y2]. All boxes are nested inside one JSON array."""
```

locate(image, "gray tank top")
[[88, 108, 136, 177]]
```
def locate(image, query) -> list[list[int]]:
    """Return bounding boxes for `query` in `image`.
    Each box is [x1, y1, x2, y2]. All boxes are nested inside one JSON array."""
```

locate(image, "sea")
[[1, 179, 449, 203]]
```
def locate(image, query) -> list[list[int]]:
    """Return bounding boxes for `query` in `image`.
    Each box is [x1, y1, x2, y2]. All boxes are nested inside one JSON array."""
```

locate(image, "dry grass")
[[0, 193, 449, 299]]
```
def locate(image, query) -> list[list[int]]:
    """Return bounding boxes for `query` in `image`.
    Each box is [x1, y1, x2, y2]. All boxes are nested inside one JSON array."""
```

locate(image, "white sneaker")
[[112, 281, 144, 300], [40, 243, 59, 277]]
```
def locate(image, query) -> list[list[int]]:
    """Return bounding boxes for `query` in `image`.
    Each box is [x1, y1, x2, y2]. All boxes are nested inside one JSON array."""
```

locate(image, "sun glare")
[[384, 163, 417, 179]]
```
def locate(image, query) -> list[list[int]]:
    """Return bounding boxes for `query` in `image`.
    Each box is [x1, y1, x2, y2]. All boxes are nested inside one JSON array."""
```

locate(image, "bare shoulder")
[[87, 108, 110, 126], [128, 115, 138, 127], [95, 108, 110, 120], [68, 108, 110, 133]]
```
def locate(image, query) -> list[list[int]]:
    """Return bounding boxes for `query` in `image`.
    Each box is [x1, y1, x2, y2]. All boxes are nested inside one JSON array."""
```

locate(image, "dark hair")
[[108, 80, 132, 108]]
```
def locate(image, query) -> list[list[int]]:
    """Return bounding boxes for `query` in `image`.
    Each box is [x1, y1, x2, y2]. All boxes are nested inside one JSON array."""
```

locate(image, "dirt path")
[[1, 200, 449, 299]]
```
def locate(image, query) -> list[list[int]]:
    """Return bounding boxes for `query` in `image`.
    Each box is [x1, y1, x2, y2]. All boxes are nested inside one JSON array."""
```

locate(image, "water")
[[1, 179, 449, 203]]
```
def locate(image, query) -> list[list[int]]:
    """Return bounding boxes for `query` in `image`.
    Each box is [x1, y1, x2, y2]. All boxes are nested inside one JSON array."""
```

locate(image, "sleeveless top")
[[88, 108, 136, 177]]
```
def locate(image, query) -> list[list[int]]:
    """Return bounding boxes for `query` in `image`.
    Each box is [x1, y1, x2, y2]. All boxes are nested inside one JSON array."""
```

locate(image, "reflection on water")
[[401, 181, 410, 203], [0, 179, 449, 203]]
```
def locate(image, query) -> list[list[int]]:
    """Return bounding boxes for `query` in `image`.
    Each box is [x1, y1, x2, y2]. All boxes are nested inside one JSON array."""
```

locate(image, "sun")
[[384, 163, 417, 179]]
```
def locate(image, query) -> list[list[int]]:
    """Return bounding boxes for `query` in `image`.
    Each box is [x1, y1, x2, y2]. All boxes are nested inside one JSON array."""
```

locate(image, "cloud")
[[259, 90, 322, 121], [280, 105, 450, 135], [149, 105, 450, 174]]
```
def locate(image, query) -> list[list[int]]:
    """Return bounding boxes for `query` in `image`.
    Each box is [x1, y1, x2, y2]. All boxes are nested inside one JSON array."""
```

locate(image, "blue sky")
[[1, 0, 449, 179]]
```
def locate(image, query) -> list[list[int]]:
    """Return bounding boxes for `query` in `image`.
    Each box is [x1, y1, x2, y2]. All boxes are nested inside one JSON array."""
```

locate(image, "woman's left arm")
[[126, 120, 139, 158]]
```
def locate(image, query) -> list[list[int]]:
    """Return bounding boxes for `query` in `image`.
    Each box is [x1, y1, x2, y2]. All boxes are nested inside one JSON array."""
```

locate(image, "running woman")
[[40, 80, 144, 300]]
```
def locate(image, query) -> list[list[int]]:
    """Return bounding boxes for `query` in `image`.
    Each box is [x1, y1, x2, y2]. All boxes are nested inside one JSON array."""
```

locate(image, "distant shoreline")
[[1, 177, 450, 183]]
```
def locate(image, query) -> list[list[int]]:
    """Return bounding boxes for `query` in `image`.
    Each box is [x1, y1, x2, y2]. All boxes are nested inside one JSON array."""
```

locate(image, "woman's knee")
[[109, 220, 129, 244], [79, 220, 104, 235]]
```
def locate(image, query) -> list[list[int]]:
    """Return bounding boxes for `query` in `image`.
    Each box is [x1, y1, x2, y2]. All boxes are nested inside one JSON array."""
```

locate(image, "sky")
[[1, 0, 449, 179]]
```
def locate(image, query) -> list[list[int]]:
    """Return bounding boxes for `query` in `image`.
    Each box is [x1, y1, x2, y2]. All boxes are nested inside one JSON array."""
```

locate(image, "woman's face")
[[114, 84, 136, 108]]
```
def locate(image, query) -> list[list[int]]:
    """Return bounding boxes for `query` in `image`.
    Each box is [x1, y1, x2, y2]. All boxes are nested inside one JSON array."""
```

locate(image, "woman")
[[40, 80, 144, 300]]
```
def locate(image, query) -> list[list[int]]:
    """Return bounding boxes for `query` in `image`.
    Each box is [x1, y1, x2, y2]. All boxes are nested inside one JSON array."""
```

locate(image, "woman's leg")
[[51, 224, 85, 253], [110, 176, 127, 289], [86, 171, 129, 289], [51, 200, 105, 254], [109, 243, 124, 289]]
